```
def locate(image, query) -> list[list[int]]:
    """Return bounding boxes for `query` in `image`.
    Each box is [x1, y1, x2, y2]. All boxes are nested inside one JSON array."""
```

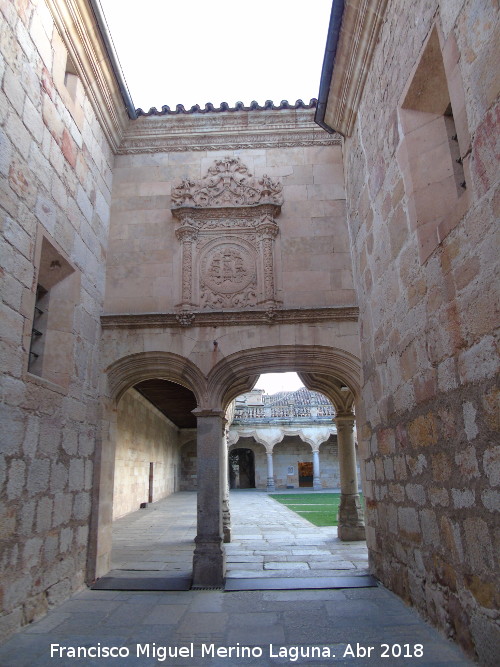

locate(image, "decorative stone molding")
[[101, 306, 359, 329], [208, 345, 362, 408], [172, 157, 283, 208], [228, 425, 337, 451], [232, 387, 335, 423], [172, 157, 283, 311], [299, 372, 356, 414], [118, 108, 341, 154], [104, 351, 208, 404], [175, 312, 195, 327], [45, 0, 130, 151], [136, 98, 319, 116], [318, 0, 388, 136]]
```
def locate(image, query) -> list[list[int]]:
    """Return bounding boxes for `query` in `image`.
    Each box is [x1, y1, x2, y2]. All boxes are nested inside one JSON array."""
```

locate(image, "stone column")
[[256, 217, 279, 305], [312, 448, 322, 490], [335, 413, 365, 541], [192, 409, 226, 587], [266, 449, 275, 492]]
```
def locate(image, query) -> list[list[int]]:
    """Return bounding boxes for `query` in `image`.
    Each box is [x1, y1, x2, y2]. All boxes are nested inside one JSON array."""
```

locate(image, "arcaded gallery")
[[0, 0, 498, 663]]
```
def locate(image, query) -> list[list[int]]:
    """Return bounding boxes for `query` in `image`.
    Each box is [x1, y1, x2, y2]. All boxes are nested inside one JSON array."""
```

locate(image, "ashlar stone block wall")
[[343, 0, 499, 661], [0, 0, 116, 641], [106, 139, 353, 313], [113, 389, 181, 519]]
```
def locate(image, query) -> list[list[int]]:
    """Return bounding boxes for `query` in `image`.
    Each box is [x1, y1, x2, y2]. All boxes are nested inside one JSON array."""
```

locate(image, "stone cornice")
[[118, 108, 341, 154], [320, 0, 388, 137], [101, 307, 359, 329], [45, 0, 130, 151]]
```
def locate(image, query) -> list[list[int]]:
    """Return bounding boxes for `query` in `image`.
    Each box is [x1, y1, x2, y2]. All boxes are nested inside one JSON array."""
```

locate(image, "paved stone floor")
[[112, 490, 369, 579], [0, 490, 472, 666]]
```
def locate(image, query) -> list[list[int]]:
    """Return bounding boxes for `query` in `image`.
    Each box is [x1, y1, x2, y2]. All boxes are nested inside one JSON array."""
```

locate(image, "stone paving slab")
[[106, 490, 370, 583], [225, 575, 378, 591], [0, 491, 473, 665], [0, 587, 472, 666]]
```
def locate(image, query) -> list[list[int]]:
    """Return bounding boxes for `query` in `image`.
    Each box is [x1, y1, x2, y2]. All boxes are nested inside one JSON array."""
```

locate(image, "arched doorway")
[[90, 352, 206, 582], [93, 344, 364, 587], [229, 448, 256, 488]]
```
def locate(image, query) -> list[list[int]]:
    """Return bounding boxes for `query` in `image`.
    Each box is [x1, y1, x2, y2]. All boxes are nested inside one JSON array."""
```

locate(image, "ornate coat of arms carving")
[[171, 157, 283, 313]]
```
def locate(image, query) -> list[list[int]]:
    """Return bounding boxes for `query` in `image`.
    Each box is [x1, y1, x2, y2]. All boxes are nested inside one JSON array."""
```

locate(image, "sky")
[[254, 373, 304, 394], [98, 0, 332, 111]]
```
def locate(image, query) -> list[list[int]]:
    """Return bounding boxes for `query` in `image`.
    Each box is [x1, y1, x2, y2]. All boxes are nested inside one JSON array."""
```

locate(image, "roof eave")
[[314, 0, 388, 137]]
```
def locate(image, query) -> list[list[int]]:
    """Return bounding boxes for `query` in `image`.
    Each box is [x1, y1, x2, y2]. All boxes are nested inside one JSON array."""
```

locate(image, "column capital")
[[335, 412, 355, 431], [192, 408, 227, 421], [256, 220, 279, 239], [335, 411, 355, 421], [175, 225, 198, 242]]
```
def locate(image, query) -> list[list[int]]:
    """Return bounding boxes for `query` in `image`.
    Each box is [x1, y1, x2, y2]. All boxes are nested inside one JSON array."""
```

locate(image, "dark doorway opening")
[[298, 461, 313, 487], [229, 448, 256, 488]]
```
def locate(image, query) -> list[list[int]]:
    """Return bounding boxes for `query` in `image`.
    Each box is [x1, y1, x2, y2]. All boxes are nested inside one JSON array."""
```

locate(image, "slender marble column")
[[266, 450, 275, 492], [335, 413, 365, 541], [312, 448, 322, 490], [192, 410, 226, 587]]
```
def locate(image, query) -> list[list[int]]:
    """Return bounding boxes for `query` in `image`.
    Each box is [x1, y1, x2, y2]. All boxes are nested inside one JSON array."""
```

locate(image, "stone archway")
[[88, 351, 206, 582], [91, 344, 364, 587], [208, 345, 365, 548], [207, 345, 361, 408]]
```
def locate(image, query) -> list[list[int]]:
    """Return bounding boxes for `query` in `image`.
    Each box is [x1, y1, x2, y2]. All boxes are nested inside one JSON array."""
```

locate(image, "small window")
[[28, 285, 49, 374], [64, 53, 79, 101], [398, 26, 469, 262], [27, 237, 78, 389]]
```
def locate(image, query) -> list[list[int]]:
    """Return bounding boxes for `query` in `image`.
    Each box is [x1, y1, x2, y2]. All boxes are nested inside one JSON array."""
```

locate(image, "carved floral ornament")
[[171, 156, 283, 209], [171, 157, 283, 319]]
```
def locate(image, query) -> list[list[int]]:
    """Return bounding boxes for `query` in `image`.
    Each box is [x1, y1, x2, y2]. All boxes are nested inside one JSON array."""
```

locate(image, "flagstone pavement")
[[0, 490, 472, 666]]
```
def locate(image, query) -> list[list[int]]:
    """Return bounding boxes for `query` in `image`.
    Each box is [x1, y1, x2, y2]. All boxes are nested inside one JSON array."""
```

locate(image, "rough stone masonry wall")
[[0, 0, 113, 640], [113, 389, 181, 519], [344, 0, 499, 662]]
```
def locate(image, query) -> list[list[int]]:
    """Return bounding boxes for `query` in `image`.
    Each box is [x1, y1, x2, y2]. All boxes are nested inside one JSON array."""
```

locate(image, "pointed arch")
[[207, 345, 361, 410]]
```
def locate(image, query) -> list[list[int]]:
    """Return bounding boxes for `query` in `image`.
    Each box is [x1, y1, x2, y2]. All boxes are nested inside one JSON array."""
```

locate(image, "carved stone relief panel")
[[171, 157, 283, 313]]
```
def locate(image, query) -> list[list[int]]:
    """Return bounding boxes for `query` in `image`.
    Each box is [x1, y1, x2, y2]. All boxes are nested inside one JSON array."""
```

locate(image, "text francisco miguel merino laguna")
[[51, 642, 411, 661]]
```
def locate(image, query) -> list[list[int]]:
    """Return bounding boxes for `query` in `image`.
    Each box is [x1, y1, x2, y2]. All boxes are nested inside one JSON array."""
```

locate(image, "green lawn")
[[269, 493, 363, 527]]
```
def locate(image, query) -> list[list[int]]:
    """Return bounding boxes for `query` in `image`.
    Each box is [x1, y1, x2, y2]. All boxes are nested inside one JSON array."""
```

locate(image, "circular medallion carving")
[[201, 244, 256, 295]]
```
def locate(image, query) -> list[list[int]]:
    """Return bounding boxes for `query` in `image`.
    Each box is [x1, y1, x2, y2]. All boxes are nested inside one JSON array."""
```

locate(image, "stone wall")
[[230, 435, 342, 489], [343, 0, 499, 661], [179, 440, 197, 491], [106, 124, 353, 313], [0, 0, 122, 641], [113, 389, 181, 519], [273, 437, 318, 488], [319, 439, 341, 489]]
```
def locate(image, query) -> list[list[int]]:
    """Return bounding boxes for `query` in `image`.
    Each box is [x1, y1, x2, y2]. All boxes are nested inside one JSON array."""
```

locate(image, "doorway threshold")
[[91, 570, 192, 591], [92, 571, 377, 592], [224, 574, 377, 591]]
